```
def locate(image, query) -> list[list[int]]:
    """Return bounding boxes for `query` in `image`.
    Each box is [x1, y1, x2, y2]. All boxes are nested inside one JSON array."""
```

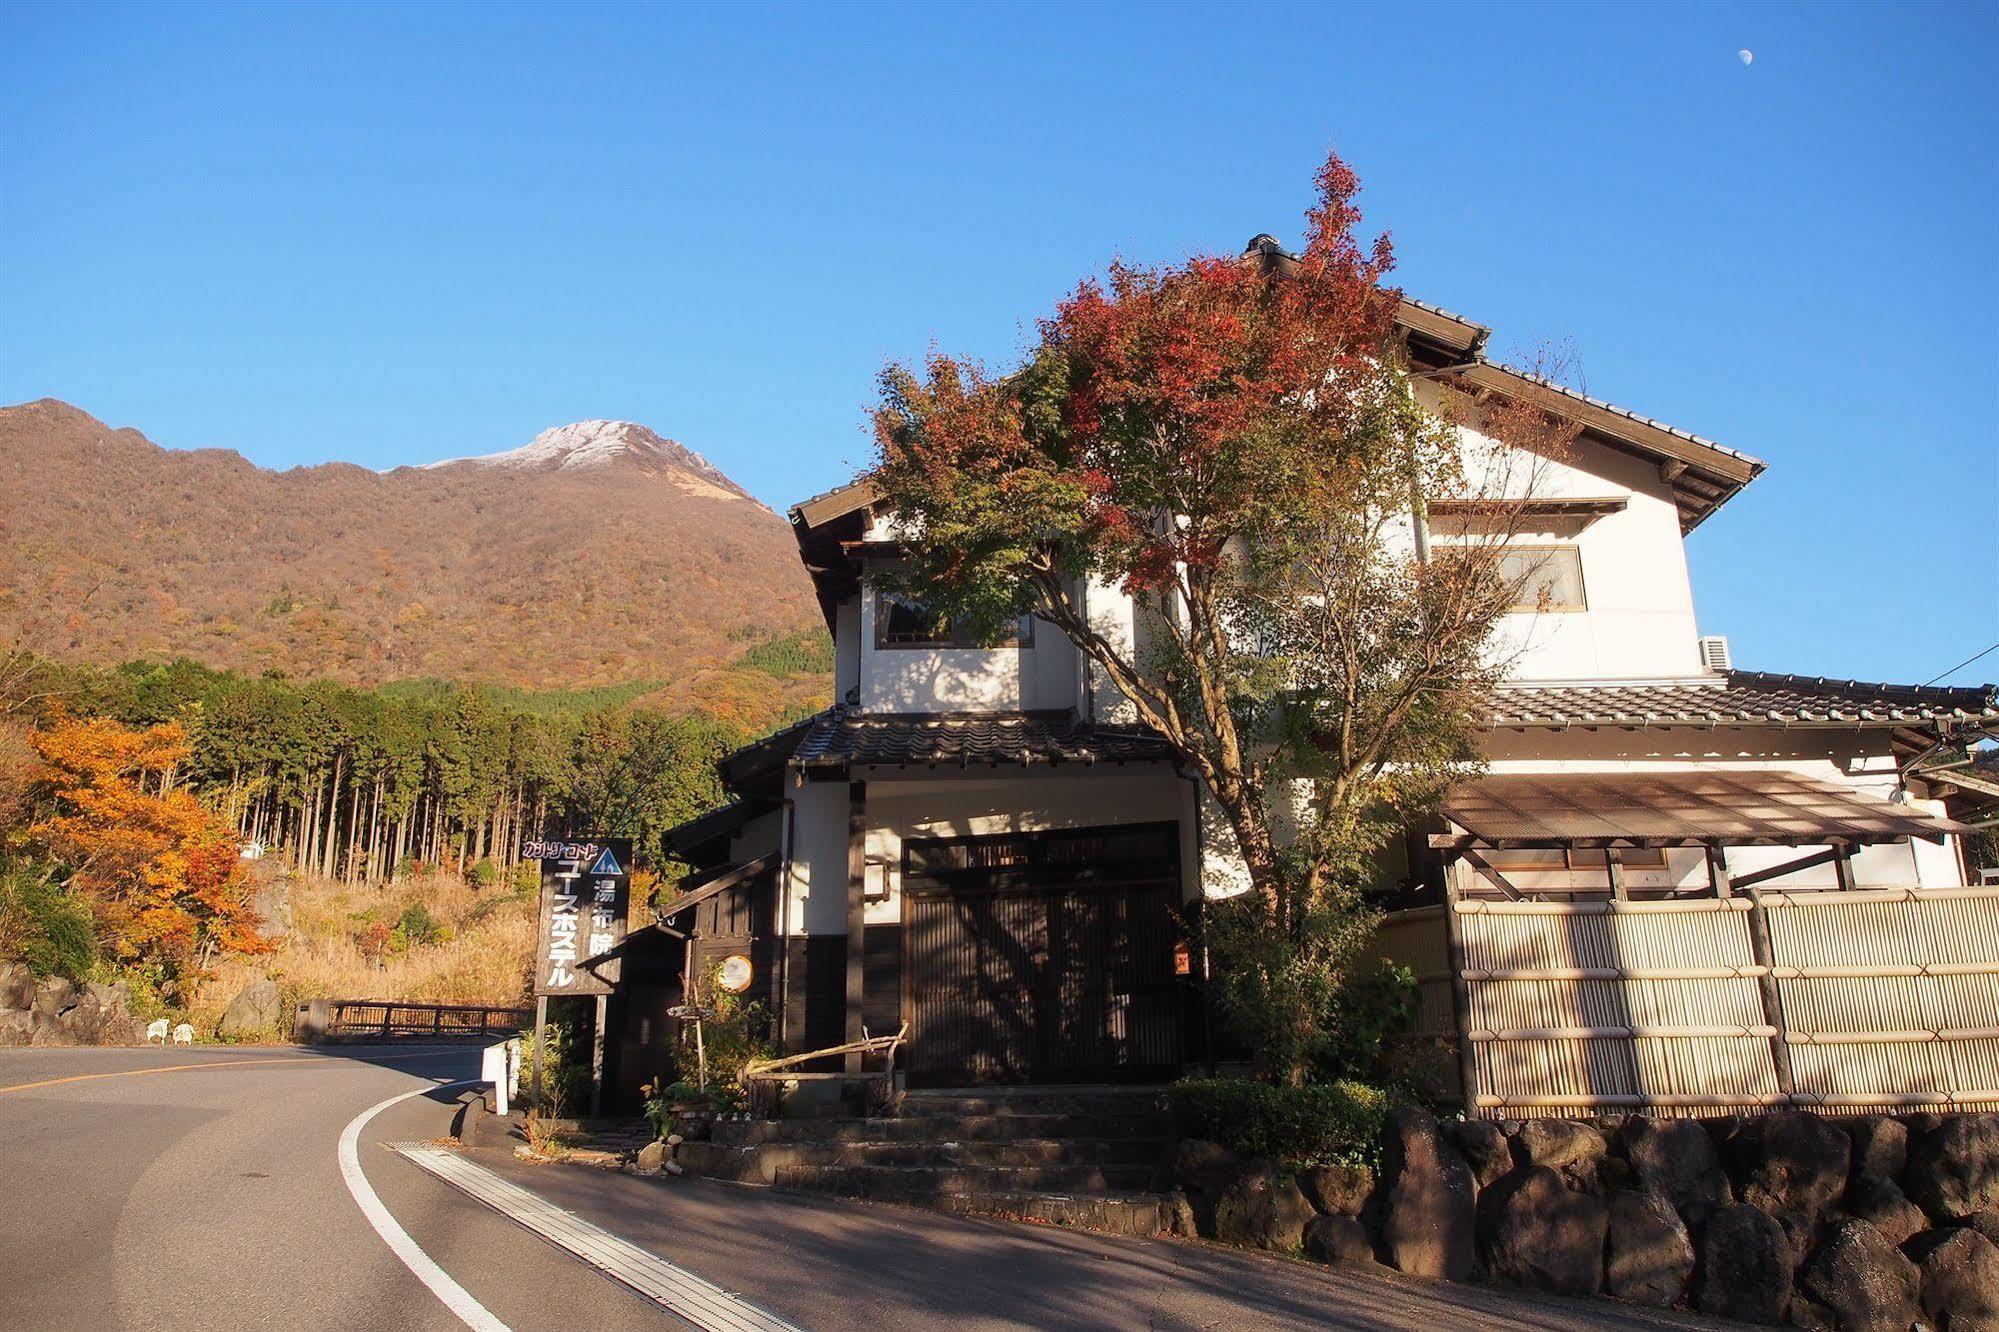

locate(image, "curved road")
[[0, 1044, 1734, 1331]]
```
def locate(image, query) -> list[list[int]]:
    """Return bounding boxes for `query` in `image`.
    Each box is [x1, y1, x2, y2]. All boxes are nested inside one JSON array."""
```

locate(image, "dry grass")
[[191, 870, 535, 1035]]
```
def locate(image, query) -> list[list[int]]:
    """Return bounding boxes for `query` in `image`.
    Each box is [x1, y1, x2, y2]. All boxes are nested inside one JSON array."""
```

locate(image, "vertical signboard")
[[527, 837, 633, 997]]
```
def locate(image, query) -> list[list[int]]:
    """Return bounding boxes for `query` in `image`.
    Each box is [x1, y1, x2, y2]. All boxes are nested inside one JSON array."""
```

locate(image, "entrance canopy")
[[1431, 770, 1971, 850]]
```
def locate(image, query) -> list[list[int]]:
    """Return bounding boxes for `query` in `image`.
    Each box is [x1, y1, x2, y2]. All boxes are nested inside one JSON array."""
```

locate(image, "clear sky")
[[3, 1, 1994, 686]]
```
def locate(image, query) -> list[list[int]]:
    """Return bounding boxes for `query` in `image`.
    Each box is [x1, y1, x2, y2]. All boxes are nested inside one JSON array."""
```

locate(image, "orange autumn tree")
[[32, 715, 266, 984]]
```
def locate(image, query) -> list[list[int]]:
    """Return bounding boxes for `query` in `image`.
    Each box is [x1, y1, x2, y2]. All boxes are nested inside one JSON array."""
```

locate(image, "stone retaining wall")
[[0, 961, 143, 1046], [1166, 1108, 1999, 1330]]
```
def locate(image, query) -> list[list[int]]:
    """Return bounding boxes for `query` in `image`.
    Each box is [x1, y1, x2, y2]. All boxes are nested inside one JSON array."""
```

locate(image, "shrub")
[[466, 859, 499, 890], [391, 902, 444, 952], [1165, 1076, 1393, 1169], [0, 861, 99, 980]]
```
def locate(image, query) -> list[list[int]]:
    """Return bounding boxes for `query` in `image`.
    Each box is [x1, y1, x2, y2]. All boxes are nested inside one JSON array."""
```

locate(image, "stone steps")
[[677, 1135, 1164, 1184], [676, 1084, 1179, 1236], [710, 1111, 1163, 1146], [772, 1161, 1158, 1197]]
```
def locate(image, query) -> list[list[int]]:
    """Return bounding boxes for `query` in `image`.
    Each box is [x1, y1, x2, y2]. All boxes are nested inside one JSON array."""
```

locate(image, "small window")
[[877, 592, 954, 647], [875, 592, 1032, 649], [1498, 546, 1586, 613]]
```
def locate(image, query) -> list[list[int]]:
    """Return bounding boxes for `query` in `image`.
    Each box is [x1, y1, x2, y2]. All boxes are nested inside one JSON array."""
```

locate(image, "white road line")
[[395, 1143, 803, 1332], [338, 1079, 513, 1332]]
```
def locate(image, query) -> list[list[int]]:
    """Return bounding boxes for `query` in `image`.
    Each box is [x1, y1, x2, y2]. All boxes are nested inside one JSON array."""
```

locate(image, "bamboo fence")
[[1379, 886, 1999, 1118]]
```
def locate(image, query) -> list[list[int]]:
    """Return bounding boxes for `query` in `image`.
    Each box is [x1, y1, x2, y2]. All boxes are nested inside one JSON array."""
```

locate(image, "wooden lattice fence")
[[1380, 886, 1999, 1118]]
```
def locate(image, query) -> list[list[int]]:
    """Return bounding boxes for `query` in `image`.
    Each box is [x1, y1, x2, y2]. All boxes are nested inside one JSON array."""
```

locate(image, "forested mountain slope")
[[0, 399, 822, 696]]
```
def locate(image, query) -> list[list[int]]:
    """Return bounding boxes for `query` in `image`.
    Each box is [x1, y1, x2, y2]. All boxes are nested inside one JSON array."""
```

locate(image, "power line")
[[1924, 640, 1999, 688]]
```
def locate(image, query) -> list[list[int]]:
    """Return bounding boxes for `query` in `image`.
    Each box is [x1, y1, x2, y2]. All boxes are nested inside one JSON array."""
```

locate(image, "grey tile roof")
[[1490, 671, 1999, 729], [791, 709, 1180, 769]]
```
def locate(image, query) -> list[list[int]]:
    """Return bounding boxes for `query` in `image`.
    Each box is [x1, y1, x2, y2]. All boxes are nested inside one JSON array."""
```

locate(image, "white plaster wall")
[[1413, 378, 1706, 683], [855, 572, 1081, 714], [784, 776, 853, 936], [833, 599, 861, 701]]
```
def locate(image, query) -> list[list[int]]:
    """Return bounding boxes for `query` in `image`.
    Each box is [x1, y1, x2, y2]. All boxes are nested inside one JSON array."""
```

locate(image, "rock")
[[1847, 1116, 1910, 1187], [217, 979, 282, 1040], [1849, 1175, 1930, 1247], [0, 1010, 31, 1046], [1909, 1115, 1999, 1222], [1296, 1162, 1373, 1217], [1161, 1137, 1237, 1192], [635, 1140, 666, 1173], [1742, 1111, 1851, 1235], [0, 961, 33, 1011], [1479, 1166, 1606, 1296], [1378, 1107, 1476, 1280], [1163, 1190, 1198, 1239], [31, 976, 78, 1018], [1696, 1203, 1794, 1324], [1918, 1227, 1999, 1331], [1625, 1117, 1733, 1234], [1515, 1119, 1609, 1191], [1303, 1214, 1380, 1268], [1446, 1120, 1514, 1191], [1970, 1211, 1999, 1247], [1211, 1163, 1315, 1252], [1604, 1189, 1694, 1308], [1799, 1219, 1920, 1332]]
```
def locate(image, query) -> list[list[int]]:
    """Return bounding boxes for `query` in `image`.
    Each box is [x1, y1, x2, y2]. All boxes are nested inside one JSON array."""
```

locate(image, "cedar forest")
[[0, 644, 829, 1019]]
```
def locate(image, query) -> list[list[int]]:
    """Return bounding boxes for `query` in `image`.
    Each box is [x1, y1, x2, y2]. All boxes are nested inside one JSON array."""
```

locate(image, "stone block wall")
[[0, 961, 143, 1046], [1166, 1107, 1999, 1329]]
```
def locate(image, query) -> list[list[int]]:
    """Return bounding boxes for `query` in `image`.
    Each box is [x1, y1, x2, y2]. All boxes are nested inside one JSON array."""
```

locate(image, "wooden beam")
[[1606, 848, 1628, 901], [1707, 844, 1734, 899], [845, 781, 867, 1078], [1441, 859, 1483, 1114], [1732, 847, 1847, 892], [1744, 888, 1798, 1101], [1459, 849, 1524, 901]]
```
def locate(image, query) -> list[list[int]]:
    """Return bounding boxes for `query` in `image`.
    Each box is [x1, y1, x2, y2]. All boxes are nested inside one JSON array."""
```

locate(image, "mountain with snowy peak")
[[419, 419, 757, 503], [0, 399, 821, 704]]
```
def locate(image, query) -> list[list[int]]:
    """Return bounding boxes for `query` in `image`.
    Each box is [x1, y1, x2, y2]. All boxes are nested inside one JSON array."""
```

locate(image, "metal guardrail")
[[296, 998, 532, 1042]]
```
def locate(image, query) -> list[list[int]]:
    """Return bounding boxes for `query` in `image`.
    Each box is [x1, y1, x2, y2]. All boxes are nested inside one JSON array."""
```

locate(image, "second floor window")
[[875, 591, 1033, 649], [1498, 546, 1587, 613]]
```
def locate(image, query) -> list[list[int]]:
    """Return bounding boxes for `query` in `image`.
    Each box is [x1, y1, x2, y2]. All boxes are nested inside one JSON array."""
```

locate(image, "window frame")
[[873, 590, 1034, 650], [1497, 544, 1588, 614]]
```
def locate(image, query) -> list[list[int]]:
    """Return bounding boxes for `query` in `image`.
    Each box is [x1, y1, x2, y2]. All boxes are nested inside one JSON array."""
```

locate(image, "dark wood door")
[[903, 823, 1184, 1086]]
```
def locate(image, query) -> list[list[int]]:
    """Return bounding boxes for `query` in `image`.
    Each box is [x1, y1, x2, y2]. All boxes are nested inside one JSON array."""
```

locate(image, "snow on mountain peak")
[[421, 420, 749, 499]]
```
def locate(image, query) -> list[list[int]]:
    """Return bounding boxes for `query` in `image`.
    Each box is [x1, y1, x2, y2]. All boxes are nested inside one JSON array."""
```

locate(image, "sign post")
[[527, 836, 634, 1118]]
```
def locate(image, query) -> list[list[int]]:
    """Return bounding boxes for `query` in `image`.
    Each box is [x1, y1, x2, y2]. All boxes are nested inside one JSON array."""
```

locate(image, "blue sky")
[[3, 1, 1994, 686]]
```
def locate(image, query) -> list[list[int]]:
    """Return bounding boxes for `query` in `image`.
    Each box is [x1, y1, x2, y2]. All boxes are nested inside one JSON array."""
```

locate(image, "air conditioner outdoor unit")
[[1698, 635, 1732, 673]]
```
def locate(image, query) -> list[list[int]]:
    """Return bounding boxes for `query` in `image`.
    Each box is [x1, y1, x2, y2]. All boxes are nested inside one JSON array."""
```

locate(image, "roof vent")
[[1699, 635, 1732, 673]]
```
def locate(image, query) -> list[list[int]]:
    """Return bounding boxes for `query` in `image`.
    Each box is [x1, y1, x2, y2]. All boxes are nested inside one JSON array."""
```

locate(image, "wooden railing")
[[297, 998, 532, 1042]]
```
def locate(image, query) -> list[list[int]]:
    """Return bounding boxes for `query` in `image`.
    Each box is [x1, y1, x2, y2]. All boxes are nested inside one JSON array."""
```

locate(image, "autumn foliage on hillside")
[[31, 715, 266, 983]]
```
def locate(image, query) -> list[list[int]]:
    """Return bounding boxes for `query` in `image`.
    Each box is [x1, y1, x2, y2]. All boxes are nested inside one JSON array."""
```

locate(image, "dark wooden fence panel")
[[303, 998, 531, 1041]]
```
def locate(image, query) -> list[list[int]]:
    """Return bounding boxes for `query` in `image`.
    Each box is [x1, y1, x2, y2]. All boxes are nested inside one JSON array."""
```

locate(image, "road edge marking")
[[395, 1142, 803, 1332], [339, 1079, 512, 1332], [0, 1046, 484, 1096]]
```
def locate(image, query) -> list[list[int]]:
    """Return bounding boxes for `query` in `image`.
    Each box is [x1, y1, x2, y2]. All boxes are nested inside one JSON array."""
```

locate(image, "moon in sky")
[[1738, 49, 1754, 66]]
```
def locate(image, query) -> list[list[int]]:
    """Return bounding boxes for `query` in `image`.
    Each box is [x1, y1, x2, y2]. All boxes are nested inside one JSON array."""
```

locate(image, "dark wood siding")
[[863, 923, 902, 1036], [902, 822, 1186, 1087]]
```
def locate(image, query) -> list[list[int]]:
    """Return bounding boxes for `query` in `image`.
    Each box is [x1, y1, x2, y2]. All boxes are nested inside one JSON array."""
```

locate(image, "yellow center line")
[[0, 1048, 472, 1096]]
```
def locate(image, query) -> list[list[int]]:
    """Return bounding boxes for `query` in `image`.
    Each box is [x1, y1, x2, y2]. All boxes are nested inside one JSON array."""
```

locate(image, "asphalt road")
[[0, 1044, 1739, 1331]]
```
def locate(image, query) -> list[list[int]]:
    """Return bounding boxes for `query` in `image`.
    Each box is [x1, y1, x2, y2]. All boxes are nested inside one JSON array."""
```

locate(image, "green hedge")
[[1165, 1077, 1392, 1168]]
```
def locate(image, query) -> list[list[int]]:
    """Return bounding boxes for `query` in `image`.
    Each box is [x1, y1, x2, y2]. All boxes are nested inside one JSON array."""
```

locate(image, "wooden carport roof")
[[1431, 770, 1973, 851]]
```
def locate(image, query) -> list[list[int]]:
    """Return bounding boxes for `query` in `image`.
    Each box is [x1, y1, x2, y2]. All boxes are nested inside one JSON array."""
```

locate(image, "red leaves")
[[874, 148, 1405, 601]]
